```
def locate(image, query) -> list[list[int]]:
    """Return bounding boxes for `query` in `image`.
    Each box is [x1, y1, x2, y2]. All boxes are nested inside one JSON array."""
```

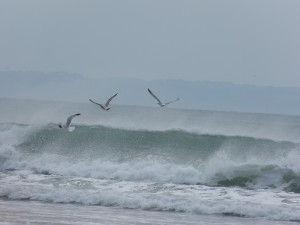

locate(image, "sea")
[[0, 98, 300, 225]]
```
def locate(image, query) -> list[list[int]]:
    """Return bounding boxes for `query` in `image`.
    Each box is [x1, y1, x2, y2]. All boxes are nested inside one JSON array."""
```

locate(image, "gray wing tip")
[[89, 99, 98, 105]]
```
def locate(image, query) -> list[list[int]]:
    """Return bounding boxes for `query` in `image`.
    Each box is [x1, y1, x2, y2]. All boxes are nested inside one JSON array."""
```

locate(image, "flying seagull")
[[148, 88, 179, 107], [89, 93, 118, 111], [59, 113, 81, 131]]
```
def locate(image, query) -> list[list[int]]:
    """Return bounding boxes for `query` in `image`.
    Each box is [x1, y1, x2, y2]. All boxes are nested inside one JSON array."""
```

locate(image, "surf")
[[1, 99, 300, 222], [1, 123, 300, 193]]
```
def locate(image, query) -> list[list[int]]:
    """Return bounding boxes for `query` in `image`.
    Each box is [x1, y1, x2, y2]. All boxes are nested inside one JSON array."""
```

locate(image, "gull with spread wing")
[[148, 88, 179, 107], [59, 113, 81, 132], [89, 93, 118, 111]]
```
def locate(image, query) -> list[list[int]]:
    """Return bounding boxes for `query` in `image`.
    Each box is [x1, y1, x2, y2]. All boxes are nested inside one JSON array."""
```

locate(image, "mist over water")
[[1, 98, 300, 142], [1, 98, 300, 221]]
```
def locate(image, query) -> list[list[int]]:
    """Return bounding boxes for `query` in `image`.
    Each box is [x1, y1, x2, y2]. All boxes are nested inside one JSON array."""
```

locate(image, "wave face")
[[1, 100, 300, 221], [1, 123, 300, 192]]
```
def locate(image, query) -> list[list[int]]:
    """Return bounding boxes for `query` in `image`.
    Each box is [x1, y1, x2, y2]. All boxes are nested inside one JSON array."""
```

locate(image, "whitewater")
[[0, 98, 300, 224]]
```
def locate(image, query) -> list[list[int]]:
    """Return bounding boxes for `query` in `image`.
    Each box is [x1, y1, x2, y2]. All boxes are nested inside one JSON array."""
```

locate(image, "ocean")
[[0, 98, 300, 224]]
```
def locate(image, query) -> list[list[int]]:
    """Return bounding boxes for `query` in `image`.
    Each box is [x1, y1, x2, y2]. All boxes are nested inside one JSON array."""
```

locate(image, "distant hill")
[[1, 70, 300, 115]]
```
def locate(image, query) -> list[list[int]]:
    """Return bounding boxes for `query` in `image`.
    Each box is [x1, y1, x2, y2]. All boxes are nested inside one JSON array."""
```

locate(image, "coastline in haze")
[[1, 70, 300, 115]]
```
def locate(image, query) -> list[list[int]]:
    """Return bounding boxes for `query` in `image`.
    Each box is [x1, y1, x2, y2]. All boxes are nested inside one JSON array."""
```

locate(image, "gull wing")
[[89, 99, 105, 110], [105, 93, 118, 107], [165, 98, 180, 106], [148, 88, 162, 104], [65, 113, 81, 127]]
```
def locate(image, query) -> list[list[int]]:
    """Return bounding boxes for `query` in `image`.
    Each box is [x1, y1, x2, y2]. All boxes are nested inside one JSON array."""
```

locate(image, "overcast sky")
[[0, 0, 299, 87]]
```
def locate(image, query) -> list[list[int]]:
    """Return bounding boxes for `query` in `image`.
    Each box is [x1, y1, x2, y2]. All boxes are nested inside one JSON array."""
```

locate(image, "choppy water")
[[1, 98, 300, 223]]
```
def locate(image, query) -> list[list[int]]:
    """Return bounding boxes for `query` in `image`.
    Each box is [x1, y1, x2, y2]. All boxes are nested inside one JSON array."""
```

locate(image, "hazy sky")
[[0, 0, 299, 86]]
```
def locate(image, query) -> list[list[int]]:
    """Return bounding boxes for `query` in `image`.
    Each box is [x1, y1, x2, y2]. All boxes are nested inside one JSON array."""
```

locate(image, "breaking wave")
[[1, 123, 300, 193]]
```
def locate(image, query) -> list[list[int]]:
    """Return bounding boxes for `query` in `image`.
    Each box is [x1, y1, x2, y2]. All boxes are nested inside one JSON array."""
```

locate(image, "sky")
[[0, 0, 299, 87]]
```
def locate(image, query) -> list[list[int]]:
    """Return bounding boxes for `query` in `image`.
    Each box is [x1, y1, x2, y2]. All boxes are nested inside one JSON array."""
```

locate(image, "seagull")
[[59, 113, 81, 131], [148, 88, 179, 107], [89, 93, 118, 111]]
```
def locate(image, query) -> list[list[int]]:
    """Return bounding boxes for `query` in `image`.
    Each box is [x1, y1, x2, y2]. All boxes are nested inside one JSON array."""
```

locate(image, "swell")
[[16, 123, 298, 160], [1, 123, 300, 193]]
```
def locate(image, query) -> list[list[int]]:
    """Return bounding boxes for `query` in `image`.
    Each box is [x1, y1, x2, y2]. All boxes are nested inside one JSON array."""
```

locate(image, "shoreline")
[[0, 199, 297, 225]]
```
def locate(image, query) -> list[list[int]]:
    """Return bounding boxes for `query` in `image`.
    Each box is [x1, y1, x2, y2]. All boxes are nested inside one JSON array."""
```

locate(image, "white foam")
[[1, 171, 300, 221]]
